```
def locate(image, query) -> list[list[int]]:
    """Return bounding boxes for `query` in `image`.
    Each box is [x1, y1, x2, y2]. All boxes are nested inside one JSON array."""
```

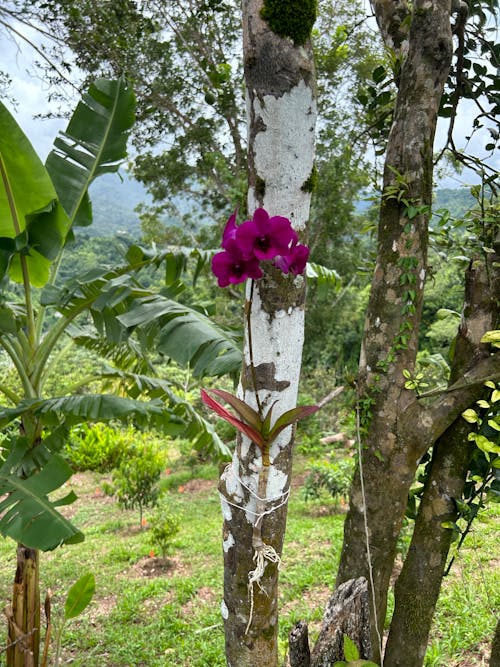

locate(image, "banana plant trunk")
[[219, 2, 317, 665], [7, 546, 40, 667]]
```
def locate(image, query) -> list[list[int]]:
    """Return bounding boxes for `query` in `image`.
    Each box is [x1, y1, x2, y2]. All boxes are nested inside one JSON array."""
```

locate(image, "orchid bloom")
[[211, 207, 309, 287]]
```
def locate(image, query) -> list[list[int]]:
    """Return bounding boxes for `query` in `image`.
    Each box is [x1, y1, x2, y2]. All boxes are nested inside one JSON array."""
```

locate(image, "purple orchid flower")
[[236, 208, 298, 260], [273, 241, 310, 276], [211, 248, 263, 287], [221, 209, 238, 249]]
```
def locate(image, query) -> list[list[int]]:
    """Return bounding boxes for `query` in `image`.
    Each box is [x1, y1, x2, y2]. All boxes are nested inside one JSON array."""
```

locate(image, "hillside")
[[87, 171, 150, 238], [86, 173, 477, 240]]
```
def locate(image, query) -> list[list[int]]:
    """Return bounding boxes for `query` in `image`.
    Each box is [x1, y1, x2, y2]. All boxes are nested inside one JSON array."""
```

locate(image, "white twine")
[[219, 463, 288, 635], [219, 463, 290, 521]]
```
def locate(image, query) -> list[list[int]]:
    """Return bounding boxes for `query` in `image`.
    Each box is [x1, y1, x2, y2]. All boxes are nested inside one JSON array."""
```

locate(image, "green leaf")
[[462, 409, 479, 424], [267, 404, 319, 442], [117, 295, 242, 378], [344, 634, 360, 661], [0, 394, 185, 434], [46, 77, 135, 228], [0, 103, 70, 286], [0, 449, 83, 550], [491, 390, 500, 403], [306, 261, 341, 295], [64, 573, 95, 620], [480, 329, 500, 348], [468, 433, 500, 454]]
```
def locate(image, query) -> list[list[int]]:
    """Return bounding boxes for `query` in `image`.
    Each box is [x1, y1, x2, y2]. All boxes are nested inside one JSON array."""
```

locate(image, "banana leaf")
[[0, 443, 83, 550], [46, 77, 135, 227], [0, 103, 70, 286]]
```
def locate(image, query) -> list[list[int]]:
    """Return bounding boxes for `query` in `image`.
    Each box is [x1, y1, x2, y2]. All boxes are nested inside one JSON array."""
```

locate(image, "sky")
[[1, 13, 498, 189]]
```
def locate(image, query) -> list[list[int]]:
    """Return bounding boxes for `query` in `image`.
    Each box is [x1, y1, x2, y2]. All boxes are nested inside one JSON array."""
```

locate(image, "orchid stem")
[[247, 279, 263, 419]]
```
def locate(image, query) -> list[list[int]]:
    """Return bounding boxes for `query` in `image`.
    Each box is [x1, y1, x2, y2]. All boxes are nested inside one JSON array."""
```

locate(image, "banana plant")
[[0, 76, 249, 666]]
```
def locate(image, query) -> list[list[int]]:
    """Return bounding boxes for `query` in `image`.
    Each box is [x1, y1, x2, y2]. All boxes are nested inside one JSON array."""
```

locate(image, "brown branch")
[[403, 352, 500, 452]]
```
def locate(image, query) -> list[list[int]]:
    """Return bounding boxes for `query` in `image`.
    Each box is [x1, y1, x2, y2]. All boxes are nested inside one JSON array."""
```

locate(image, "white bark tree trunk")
[[219, 2, 317, 665]]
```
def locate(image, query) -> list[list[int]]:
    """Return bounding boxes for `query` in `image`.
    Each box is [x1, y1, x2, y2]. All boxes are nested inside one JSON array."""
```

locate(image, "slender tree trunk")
[[336, 1, 454, 660], [7, 546, 40, 667], [384, 246, 500, 667], [219, 3, 316, 665]]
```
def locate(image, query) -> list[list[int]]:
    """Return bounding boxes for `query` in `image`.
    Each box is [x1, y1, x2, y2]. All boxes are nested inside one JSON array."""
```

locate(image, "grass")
[[0, 459, 497, 666]]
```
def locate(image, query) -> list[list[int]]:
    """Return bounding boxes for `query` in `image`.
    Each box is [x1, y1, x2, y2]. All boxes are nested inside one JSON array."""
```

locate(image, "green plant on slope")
[[107, 443, 166, 526], [65, 423, 136, 472], [303, 458, 354, 506], [149, 498, 181, 557]]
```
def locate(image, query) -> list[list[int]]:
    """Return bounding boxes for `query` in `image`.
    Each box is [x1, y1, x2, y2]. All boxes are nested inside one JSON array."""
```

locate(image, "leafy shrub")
[[65, 423, 136, 472], [303, 458, 355, 505], [149, 499, 180, 557], [106, 442, 166, 525]]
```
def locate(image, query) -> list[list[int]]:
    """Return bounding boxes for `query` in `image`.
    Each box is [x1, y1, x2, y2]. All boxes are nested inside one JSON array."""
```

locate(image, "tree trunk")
[[310, 578, 372, 666], [288, 578, 372, 667], [7, 546, 40, 667], [384, 244, 500, 666], [490, 618, 500, 667], [219, 3, 317, 666], [336, 1, 454, 659]]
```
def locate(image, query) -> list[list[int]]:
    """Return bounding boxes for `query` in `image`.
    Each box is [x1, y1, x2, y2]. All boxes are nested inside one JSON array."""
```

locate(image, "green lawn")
[[0, 462, 497, 666]]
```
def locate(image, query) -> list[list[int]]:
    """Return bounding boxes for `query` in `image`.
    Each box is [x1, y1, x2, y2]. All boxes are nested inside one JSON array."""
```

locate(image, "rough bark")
[[219, 3, 316, 665], [288, 578, 372, 667], [311, 578, 372, 666], [336, 0, 454, 660], [384, 247, 500, 667], [289, 621, 311, 667], [7, 546, 40, 667]]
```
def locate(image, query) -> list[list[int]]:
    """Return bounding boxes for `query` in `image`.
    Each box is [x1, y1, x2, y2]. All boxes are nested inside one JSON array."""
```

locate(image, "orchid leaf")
[[267, 404, 319, 442], [200, 389, 264, 446], [261, 401, 277, 439], [208, 388, 263, 432]]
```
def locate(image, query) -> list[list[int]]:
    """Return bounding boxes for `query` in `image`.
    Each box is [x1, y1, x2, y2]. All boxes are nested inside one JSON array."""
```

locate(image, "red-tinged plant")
[[201, 388, 318, 465]]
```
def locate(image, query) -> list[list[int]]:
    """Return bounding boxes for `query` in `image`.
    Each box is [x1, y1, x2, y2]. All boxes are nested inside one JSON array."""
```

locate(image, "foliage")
[[0, 77, 137, 550], [303, 457, 354, 504], [0, 440, 83, 550], [149, 498, 181, 557], [51, 573, 96, 667], [65, 423, 137, 472], [106, 442, 166, 526], [334, 634, 379, 666], [0, 466, 490, 666]]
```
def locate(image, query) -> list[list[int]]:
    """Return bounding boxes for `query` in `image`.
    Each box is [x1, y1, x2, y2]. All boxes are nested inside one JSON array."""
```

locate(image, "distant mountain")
[[87, 171, 150, 237], [87, 173, 478, 240], [433, 187, 475, 219]]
